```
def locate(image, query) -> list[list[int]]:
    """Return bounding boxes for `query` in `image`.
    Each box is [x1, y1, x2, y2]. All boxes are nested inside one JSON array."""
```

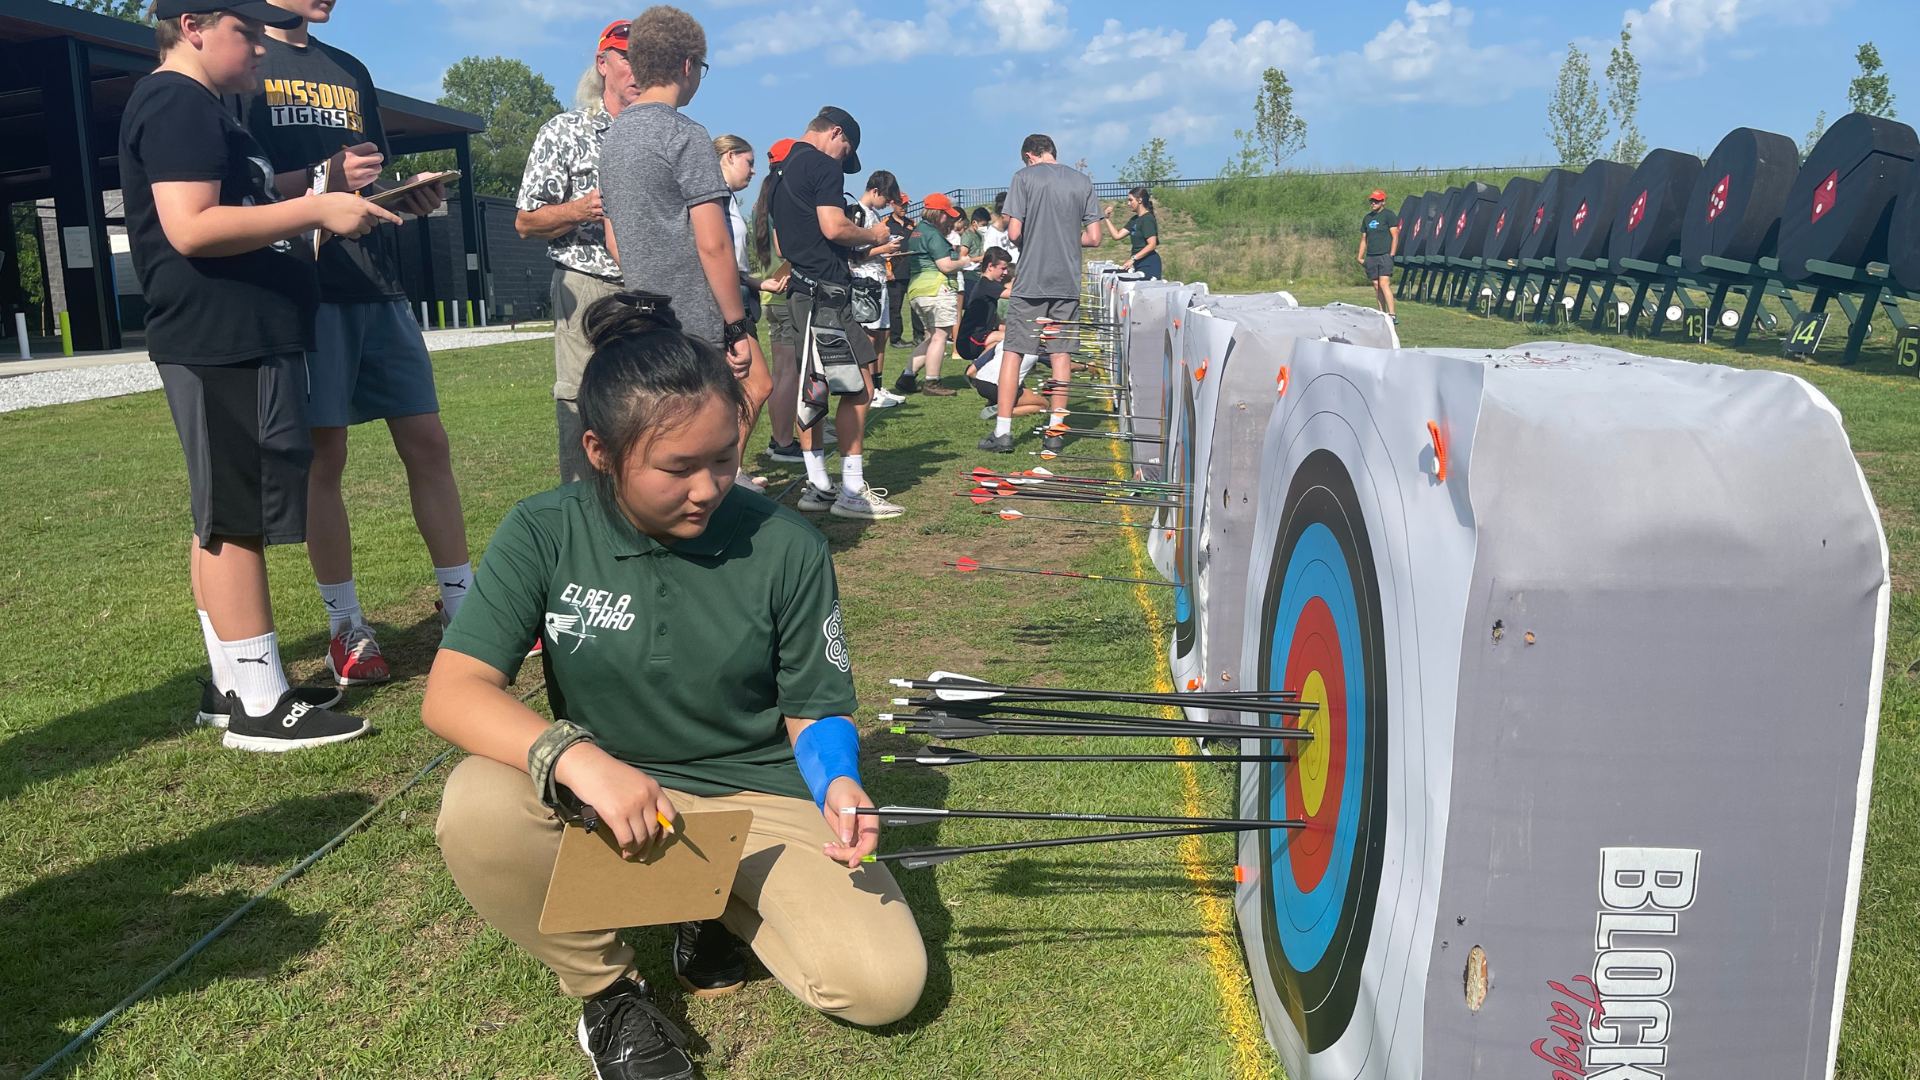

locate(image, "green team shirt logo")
[[546, 582, 637, 651]]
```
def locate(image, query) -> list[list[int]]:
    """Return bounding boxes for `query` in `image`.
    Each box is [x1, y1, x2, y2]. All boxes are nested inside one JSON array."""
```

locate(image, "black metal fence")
[[934, 166, 1541, 212]]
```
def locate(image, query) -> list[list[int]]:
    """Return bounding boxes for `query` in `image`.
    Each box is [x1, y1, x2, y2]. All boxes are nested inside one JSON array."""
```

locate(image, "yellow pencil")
[[656, 812, 676, 836]]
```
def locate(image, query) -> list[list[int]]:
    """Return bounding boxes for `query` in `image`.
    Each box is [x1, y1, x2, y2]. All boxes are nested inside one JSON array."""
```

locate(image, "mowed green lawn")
[[2, 280, 1918, 1078]]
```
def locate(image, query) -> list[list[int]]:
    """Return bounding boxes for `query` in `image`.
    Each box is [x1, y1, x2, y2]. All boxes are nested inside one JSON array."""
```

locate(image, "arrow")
[[893, 698, 1314, 722], [879, 746, 1295, 766], [890, 673, 1299, 707], [983, 508, 1162, 529], [962, 489, 1180, 509], [883, 715, 1313, 743], [850, 805, 1306, 829], [868, 824, 1256, 869], [948, 557, 1176, 587]]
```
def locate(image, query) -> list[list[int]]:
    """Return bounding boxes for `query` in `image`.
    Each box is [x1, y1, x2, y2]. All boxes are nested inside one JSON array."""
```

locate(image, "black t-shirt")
[[233, 37, 406, 304], [1363, 208, 1399, 256], [770, 142, 851, 286], [119, 72, 318, 365], [957, 275, 1004, 361]]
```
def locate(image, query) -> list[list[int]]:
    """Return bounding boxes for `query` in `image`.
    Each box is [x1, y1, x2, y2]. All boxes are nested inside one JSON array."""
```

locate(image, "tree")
[[63, 0, 144, 21], [1546, 42, 1607, 166], [389, 57, 562, 199], [1117, 137, 1178, 186], [1847, 42, 1896, 118], [1247, 67, 1307, 172], [1604, 24, 1646, 164], [1802, 110, 1827, 162]]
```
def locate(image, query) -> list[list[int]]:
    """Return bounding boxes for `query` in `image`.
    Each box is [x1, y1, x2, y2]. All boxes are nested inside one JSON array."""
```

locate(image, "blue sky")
[[318, 0, 1911, 197]]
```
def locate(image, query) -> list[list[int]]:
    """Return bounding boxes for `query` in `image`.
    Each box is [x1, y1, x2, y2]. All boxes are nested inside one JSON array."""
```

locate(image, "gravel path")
[[0, 329, 553, 414]]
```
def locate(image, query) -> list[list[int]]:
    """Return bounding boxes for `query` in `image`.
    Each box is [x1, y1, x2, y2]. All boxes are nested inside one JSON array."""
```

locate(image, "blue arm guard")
[[793, 715, 861, 810]]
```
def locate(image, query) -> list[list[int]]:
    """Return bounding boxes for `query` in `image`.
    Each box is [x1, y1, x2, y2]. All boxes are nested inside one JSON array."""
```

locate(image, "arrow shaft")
[[888, 751, 1294, 765], [895, 678, 1302, 705], [861, 806, 1303, 828], [986, 511, 1161, 530], [892, 723, 1310, 742], [946, 561, 1176, 587]]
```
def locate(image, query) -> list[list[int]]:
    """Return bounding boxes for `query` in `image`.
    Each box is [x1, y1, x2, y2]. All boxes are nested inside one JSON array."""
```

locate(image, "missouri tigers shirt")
[[233, 36, 407, 305], [441, 483, 859, 799]]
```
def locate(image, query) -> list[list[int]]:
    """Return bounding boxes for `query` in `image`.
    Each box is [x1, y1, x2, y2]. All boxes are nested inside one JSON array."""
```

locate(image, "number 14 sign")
[[1783, 311, 1829, 357]]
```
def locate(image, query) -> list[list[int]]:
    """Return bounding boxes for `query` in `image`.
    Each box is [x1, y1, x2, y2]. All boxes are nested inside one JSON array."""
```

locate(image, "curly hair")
[[626, 6, 706, 91]]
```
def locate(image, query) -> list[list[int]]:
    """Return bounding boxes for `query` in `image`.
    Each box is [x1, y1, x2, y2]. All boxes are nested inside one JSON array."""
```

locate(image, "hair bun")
[[584, 291, 683, 350]]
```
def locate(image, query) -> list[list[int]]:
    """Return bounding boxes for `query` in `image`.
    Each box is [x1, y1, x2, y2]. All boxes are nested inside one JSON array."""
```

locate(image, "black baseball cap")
[[814, 106, 862, 175], [153, 0, 305, 29]]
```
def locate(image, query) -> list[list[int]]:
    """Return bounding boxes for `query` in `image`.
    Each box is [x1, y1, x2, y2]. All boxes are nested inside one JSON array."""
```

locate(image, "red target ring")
[[1282, 596, 1350, 894]]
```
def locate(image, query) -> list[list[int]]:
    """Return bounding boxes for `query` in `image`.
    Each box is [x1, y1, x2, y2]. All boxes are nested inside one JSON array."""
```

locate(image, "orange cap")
[[597, 19, 630, 53], [768, 138, 796, 164], [922, 192, 956, 213], [1369, 189, 1387, 201], [895, 191, 909, 207]]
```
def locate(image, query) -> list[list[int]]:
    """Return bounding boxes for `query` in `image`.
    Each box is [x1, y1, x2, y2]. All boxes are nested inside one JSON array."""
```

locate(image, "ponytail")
[[1129, 185, 1154, 213]]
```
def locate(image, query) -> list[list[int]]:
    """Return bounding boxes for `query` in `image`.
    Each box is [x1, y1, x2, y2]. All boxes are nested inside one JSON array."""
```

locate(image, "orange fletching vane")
[[1195, 359, 1209, 380], [1276, 365, 1289, 397], [1427, 420, 1448, 482], [969, 488, 996, 504], [953, 557, 982, 572], [998, 509, 1023, 520]]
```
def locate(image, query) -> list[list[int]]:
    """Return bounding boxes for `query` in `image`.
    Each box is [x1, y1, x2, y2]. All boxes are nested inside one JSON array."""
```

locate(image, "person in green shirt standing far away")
[[424, 292, 925, 1080], [1100, 185, 1161, 279], [1358, 188, 1399, 324]]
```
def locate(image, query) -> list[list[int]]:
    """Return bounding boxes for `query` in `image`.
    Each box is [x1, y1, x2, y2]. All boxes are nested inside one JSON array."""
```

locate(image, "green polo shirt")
[[441, 482, 857, 799], [905, 220, 956, 303]]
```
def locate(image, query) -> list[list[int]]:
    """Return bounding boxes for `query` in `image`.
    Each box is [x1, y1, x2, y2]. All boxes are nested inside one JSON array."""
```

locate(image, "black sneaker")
[[196, 678, 340, 730], [577, 978, 693, 1080], [977, 433, 1014, 453], [892, 370, 918, 395], [674, 919, 749, 998], [221, 690, 370, 752], [1042, 433, 1065, 453], [765, 439, 803, 463]]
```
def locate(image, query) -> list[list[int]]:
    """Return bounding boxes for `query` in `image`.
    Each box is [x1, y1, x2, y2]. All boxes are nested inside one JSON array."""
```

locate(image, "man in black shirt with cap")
[[768, 106, 901, 522]]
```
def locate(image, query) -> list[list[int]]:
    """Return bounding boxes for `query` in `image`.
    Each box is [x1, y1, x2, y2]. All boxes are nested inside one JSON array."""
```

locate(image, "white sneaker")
[[797, 482, 840, 512], [870, 389, 905, 408], [832, 485, 905, 520], [980, 405, 998, 420]]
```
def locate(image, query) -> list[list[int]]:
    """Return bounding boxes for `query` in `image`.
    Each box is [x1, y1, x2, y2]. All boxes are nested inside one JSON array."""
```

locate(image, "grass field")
[[3, 276, 1918, 1078]]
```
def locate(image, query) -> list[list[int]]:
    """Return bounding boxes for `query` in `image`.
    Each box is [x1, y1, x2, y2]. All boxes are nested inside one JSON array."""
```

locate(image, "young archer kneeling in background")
[[424, 293, 924, 1080]]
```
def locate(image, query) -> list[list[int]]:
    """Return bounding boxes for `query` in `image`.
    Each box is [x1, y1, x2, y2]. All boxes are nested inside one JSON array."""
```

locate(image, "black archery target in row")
[[1609, 148, 1703, 264], [1442, 181, 1501, 259], [1421, 188, 1459, 257], [1682, 127, 1801, 272], [1889, 155, 1920, 291], [1778, 111, 1919, 279], [1395, 194, 1421, 252], [1517, 168, 1579, 261], [1555, 160, 1635, 262], [1484, 175, 1542, 260], [1405, 191, 1439, 255]]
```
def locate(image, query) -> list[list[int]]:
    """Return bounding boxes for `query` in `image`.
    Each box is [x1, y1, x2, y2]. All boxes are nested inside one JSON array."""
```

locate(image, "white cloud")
[[1148, 106, 1220, 145], [1329, 1, 1545, 104], [1622, 0, 1844, 75], [976, 0, 1070, 52], [1082, 21, 1186, 66]]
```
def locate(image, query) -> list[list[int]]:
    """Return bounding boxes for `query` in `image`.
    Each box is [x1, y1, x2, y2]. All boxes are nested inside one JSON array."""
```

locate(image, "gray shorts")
[[307, 300, 439, 427], [1364, 254, 1394, 281], [159, 355, 313, 547], [1004, 296, 1079, 356]]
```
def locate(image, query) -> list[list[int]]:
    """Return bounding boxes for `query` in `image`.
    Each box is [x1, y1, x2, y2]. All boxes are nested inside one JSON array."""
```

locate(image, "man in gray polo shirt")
[[979, 133, 1102, 454]]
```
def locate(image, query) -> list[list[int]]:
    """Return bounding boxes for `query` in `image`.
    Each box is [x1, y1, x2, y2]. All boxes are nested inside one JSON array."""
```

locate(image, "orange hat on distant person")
[[922, 193, 956, 214], [597, 19, 630, 53], [768, 138, 796, 164], [1369, 189, 1387, 201]]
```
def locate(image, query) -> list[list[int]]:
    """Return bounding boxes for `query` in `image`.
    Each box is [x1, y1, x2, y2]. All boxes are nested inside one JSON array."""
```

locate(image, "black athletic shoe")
[[892, 370, 918, 395], [221, 690, 369, 752], [196, 678, 340, 730], [673, 920, 749, 998], [1042, 433, 1065, 453], [765, 439, 803, 463], [577, 978, 693, 1080], [977, 433, 1014, 453]]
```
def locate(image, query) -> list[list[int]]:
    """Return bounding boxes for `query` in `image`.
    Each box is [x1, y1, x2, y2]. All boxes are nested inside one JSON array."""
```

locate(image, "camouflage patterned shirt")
[[517, 105, 621, 282]]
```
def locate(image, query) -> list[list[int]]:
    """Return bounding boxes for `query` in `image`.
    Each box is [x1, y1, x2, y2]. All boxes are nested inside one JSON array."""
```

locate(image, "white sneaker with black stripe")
[[222, 689, 370, 752], [797, 481, 840, 512], [831, 485, 905, 520]]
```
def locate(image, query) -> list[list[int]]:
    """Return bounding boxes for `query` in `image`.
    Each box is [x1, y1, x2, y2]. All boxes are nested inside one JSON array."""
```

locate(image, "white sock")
[[1050, 410, 1068, 430], [842, 453, 864, 493], [435, 563, 473, 621], [317, 579, 363, 638], [198, 610, 232, 693], [219, 630, 291, 717], [994, 416, 1012, 438], [803, 449, 831, 490]]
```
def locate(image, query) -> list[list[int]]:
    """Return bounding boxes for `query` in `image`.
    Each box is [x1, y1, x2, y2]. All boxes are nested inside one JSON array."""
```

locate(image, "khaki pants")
[[552, 267, 625, 484], [435, 755, 927, 1027]]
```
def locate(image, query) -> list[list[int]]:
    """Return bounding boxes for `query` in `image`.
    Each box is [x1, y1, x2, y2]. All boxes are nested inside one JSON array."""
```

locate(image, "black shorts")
[[1364, 253, 1394, 280], [159, 354, 313, 547], [969, 377, 1000, 405]]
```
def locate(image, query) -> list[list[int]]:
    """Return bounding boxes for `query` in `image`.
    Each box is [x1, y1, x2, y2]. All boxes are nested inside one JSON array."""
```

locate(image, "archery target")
[[1608, 148, 1703, 263], [1419, 191, 1450, 257], [1441, 182, 1500, 259], [1395, 195, 1422, 255], [1554, 160, 1634, 262], [1423, 188, 1464, 257], [1890, 157, 1920, 292], [1167, 355, 1202, 695], [1779, 111, 1919, 279], [1404, 193, 1436, 255], [1681, 126, 1800, 272], [1516, 169, 1578, 261], [1483, 176, 1541, 261]]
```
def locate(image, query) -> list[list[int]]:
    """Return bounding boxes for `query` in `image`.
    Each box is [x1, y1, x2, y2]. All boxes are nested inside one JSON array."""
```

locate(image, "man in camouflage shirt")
[[515, 19, 638, 483]]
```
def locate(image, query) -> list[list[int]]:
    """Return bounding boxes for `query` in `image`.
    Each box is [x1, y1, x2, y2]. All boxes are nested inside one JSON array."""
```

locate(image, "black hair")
[[865, 170, 900, 204], [970, 206, 991, 225], [578, 291, 748, 497], [981, 246, 1012, 269], [1020, 133, 1056, 160], [751, 164, 781, 270], [992, 191, 1007, 213], [1129, 185, 1154, 213]]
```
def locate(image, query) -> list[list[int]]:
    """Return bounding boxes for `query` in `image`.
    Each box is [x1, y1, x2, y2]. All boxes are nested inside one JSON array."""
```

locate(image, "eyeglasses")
[[699, 60, 711, 77]]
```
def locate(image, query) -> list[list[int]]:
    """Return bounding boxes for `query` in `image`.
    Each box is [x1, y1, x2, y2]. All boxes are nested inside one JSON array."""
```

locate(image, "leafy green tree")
[[1249, 67, 1307, 172], [1604, 24, 1645, 164], [1546, 42, 1607, 166], [63, 0, 144, 21], [389, 57, 562, 199], [1802, 110, 1827, 162], [1847, 42, 1896, 118], [1117, 137, 1178, 186]]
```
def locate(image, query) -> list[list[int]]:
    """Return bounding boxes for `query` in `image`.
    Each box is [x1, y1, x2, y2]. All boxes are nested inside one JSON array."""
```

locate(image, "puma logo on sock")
[[445, 579, 468, 591], [237, 655, 269, 665]]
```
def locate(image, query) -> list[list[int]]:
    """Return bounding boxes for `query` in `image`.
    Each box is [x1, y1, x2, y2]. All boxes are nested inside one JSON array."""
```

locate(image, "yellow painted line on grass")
[[1108, 442, 1271, 1080]]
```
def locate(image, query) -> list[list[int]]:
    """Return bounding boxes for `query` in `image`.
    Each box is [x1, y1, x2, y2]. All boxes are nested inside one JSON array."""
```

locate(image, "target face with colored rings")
[[1172, 363, 1198, 661], [1258, 448, 1387, 1054]]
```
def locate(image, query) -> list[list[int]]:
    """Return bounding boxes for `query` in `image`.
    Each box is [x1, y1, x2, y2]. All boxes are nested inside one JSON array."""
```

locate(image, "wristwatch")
[[723, 317, 755, 347]]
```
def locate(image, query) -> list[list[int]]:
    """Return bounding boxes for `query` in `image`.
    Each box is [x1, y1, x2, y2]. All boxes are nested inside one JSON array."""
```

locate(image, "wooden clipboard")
[[364, 169, 460, 208], [539, 809, 753, 934]]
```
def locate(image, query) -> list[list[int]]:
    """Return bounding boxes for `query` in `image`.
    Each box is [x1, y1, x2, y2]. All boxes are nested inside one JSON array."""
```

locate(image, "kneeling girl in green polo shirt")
[[424, 292, 924, 1080]]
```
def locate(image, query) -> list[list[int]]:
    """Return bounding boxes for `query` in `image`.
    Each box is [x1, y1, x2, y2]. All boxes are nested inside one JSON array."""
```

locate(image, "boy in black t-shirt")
[[235, 0, 473, 690], [123, 0, 400, 750], [958, 249, 1045, 420]]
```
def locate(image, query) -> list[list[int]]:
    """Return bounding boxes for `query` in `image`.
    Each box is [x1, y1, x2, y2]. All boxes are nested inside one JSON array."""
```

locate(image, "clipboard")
[[364, 170, 460, 208], [539, 809, 753, 934]]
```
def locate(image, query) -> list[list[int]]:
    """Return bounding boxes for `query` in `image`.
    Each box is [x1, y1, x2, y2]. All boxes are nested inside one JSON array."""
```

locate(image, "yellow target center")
[[1297, 670, 1331, 818]]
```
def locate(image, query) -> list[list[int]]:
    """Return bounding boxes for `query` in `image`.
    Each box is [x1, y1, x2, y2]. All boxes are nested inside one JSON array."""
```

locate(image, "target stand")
[[1234, 339, 1886, 1079]]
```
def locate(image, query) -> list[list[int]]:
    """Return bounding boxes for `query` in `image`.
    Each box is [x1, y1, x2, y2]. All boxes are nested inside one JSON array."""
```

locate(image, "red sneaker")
[[327, 624, 391, 686], [527, 636, 544, 659]]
